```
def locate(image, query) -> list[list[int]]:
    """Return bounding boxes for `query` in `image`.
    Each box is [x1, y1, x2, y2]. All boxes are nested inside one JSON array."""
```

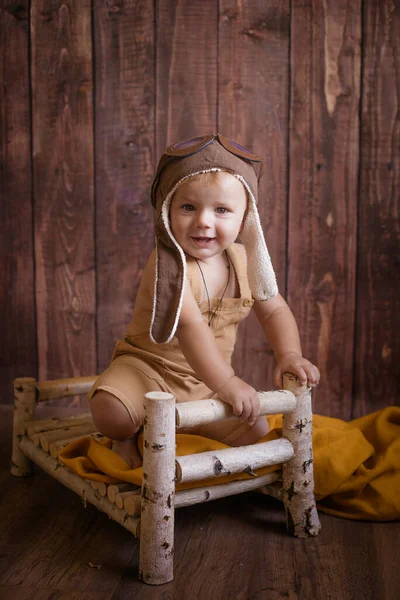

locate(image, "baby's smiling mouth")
[[191, 236, 216, 246]]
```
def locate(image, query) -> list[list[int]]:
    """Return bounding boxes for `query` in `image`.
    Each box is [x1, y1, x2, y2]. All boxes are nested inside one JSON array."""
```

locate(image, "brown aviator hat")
[[150, 133, 278, 344]]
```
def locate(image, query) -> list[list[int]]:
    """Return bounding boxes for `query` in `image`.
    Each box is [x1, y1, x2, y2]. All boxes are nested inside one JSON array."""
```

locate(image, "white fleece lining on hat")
[[150, 168, 223, 344], [233, 174, 279, 301]]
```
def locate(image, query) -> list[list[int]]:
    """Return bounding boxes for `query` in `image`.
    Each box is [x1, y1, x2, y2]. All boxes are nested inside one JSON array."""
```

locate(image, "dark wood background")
[[1, 0, 399, 419]]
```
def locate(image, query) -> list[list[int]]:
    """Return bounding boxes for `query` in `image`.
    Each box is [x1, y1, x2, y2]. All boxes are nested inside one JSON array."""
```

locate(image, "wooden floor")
[[1, 404, 399, 600]]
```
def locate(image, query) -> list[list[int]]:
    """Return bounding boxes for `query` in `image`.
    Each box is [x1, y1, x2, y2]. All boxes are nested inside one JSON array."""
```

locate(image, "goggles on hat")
[[151, 133, 263, 207], [166, 133, 262, 162]]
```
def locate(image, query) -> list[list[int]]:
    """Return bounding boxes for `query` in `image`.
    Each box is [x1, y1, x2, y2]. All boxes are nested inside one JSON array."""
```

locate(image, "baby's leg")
[[179, 413, 270, 447], [227, 415, 270, 447], [90, 390, 143, 469], [90, 389, 139, 439], [88, 356, 169, 469]]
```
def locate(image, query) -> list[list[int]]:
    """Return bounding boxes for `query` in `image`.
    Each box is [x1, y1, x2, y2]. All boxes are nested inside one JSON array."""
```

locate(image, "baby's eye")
[[215, 207, 228, 214], [182, 204, 195, 212]]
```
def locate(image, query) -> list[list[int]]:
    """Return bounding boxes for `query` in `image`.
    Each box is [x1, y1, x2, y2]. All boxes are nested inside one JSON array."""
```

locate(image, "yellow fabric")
[[59, 405, 400, 521]]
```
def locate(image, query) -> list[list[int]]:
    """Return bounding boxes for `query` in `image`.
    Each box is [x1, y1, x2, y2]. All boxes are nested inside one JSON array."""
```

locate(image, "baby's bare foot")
[[111, 437, 142, 469]]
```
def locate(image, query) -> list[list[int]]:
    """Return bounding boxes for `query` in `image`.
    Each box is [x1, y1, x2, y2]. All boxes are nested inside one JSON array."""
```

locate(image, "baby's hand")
[[273, 352, 320, 389], [217, 376, 260, 427]]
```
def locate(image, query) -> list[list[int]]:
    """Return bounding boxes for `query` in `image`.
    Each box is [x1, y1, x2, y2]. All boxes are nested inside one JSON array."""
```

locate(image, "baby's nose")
[[196, 209, 213, 228]]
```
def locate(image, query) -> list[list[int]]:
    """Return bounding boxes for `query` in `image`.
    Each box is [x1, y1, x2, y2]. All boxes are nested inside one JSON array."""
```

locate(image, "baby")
[[88, 134, 320, 468]]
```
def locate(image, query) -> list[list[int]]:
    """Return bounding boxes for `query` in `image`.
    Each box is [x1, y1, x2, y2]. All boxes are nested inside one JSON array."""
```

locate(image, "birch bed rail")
[[11, 372, 321, 585]]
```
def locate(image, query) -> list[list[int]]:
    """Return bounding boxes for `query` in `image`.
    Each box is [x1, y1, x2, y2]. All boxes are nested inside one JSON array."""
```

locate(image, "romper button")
[[243, 298, 252, 307]]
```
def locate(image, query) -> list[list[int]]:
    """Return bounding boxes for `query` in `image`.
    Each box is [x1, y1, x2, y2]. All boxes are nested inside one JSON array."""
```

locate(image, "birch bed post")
[[139, 391, 176, 585], [11, 377, 37, 476], [282, 373, 321, 537]]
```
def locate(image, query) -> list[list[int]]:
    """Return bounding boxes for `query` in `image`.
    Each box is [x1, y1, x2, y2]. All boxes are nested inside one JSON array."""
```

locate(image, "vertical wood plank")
[[219, 1, 290, 392], [289, 0, 361, 418], [32, 1, 95, 405], [93, 1, 155, 370], [156, 0, 218, 156], [354, 0, 400, 415], [0, 2, 37, 403]]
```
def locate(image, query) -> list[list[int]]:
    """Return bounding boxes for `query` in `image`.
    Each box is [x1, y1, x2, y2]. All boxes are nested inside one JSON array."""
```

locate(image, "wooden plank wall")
[[288, 0, 361, 419], [1, 2, 37, 402], [1, 0, 398, 417], [32, 0, 96, 407], [355, 1, 400, 417]]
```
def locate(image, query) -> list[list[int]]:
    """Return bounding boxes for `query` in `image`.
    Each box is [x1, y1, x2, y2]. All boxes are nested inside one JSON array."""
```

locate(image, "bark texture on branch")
[[36, 376, 97, 401], [175, 438, 293, 483], [282, 373, 322, 538], [12, 377, 37, 476], [125, 471, 281, 517], [25, 413, 93, 438], [38, 423, 97, 453], [176, 390, 295, 429], [139, 392, 176, 586]]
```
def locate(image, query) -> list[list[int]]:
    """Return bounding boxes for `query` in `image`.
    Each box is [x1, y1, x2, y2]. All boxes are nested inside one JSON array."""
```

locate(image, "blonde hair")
[[185, 170, 249, 203], [188, 171, 225, 185]]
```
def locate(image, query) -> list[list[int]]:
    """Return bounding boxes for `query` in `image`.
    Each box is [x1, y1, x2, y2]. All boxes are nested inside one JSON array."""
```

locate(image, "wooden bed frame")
[[11, 373, 321, 585]]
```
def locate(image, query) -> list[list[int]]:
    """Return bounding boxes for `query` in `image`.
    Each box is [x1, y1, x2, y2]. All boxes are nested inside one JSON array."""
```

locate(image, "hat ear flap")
[[239, 194, 250, 234], [235, 175, 278, 301], [150, 186, 187, 344], [150, 238, 185, 344]]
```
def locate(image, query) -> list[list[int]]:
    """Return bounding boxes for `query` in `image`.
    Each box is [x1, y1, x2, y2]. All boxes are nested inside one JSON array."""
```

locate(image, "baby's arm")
[[253, 293, 320, 389], [175, 277, 260, 425]]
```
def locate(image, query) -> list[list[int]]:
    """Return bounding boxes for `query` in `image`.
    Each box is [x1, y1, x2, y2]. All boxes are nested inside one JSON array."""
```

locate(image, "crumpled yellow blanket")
[[59, 405, 400, 521]]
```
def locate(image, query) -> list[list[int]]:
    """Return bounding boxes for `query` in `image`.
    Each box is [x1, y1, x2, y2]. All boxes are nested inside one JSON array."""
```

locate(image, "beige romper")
[[88, 242, 256, 445]]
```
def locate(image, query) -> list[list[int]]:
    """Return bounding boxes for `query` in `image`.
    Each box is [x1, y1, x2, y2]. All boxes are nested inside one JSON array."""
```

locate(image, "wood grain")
[[31, 1, 95, 407], [219, 0, 290, 393], [0, 2, 37, 403], [93, 0, 155, 370], [156, 0, 218, 155], [288, 0, 361, 418], [354, 0, 400, 415]]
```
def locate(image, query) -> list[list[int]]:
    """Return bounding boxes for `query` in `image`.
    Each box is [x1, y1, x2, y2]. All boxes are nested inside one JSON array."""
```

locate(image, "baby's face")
[[170, 172, 247, 262]]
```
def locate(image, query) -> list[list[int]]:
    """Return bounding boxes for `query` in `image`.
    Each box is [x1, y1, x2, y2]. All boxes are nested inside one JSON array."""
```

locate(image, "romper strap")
[[186, 257, 203, 304], [226, 243, 252, 300]]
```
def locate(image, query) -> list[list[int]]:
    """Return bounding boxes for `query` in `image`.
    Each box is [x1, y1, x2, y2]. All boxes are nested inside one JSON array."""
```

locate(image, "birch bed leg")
[[11, 377, 37, 476], [281, 373, 321, 538], [139, 391, 176, 585]]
